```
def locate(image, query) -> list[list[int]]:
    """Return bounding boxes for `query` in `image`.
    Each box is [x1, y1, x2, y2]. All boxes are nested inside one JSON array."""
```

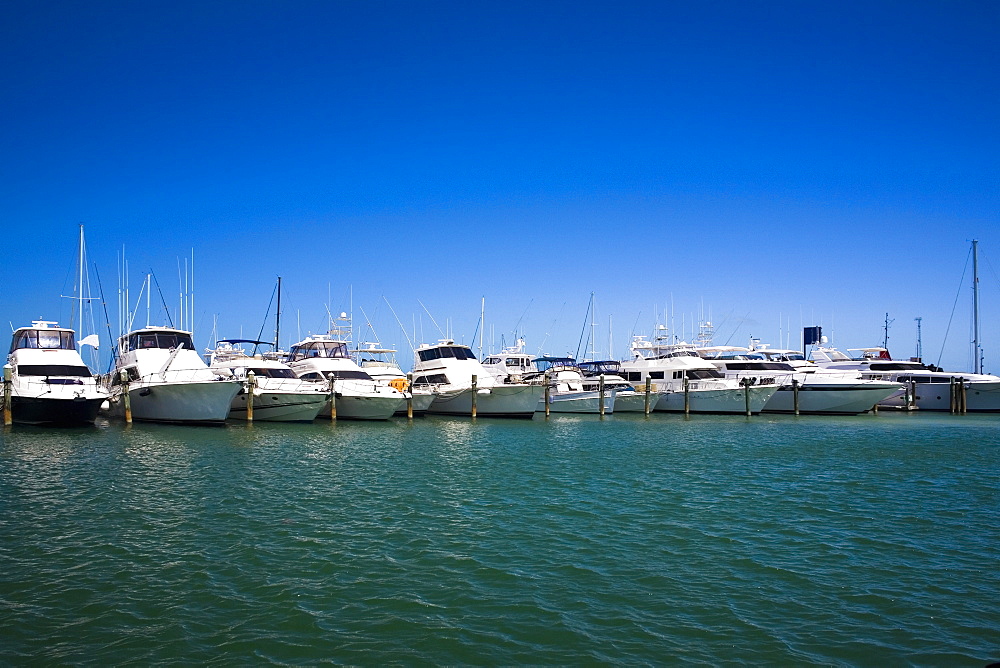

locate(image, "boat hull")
[[763, 383, 902, 415], [536, 391, 615, 414], [393, 391, 436, 416], [885, 380, 1000, 412], [9, 396, 104, 425], [228, 390, 328, 422], [653, 385, 777, 414], [428, 384, 543, 418], [107, 380, 242, 424], [613, 390, 662, 413], [319, 393, 405, 420]]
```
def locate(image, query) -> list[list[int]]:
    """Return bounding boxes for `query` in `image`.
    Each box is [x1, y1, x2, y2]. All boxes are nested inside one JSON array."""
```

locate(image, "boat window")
[[623, 372, 641, 382], [725, 362, 794, 371], [17, 364, 93, 377], [326, 370, 373, 381], [438, 347, 456, 358], [10, 329, 76, 352], [686, 369, 724, 379], [869, 363, 924, 371], [649, 371, 664, 379], [417, 348, 440, 362], [506, 358, 525, 367], [483, 357, 500, 365], [250, 367, 296, 378], [297, 372, 324, 381], [413, 373, 449, 386]]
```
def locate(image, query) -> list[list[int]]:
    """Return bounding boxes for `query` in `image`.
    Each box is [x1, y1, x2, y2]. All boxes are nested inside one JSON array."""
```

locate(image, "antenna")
[[914, 316, 923, 361], [882, 312, 894, 350]]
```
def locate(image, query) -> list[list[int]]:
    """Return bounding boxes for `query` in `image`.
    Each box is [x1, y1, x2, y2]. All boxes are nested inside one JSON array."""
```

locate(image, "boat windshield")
[[289, 341, 350, 360], [654, 350, 699, 359], [723, 362, 794, 371], [17, 364, 92, 377], [686, 369, 724, 380], [868, 362, 925, 371], [578, 361, 622, 375], [249, 367, 297, 379], [10, 329, 75, 352], [417, 346, 478, 362], [126, 332, 195, 351], [325, 369, 373, 381]]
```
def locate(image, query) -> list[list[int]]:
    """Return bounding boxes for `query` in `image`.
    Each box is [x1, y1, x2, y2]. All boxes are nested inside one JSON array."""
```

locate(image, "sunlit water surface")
[[1, 413, 998, 665]]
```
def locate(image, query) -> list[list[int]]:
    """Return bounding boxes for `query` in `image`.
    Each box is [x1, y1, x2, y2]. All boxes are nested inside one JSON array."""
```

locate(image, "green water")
[[1, 413, 998, 665]]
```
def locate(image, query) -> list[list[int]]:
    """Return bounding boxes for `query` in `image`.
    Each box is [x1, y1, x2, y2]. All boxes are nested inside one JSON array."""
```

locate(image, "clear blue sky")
[[2, 1, 997, 372]]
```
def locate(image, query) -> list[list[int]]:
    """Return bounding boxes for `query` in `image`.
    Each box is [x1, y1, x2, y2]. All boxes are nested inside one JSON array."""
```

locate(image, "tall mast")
[[274, 276, 282, 350], [479, 296, 485, 359], [973, 239, 982, 373], [69, 223, 86, 331]]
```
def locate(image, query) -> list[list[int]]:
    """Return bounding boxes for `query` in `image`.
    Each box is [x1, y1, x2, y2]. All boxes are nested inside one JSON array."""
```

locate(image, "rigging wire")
[[936, 244, 972, 367]]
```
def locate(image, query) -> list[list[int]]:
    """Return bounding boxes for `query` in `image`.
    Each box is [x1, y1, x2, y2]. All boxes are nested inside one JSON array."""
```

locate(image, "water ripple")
[[1, 414, 999, 664]]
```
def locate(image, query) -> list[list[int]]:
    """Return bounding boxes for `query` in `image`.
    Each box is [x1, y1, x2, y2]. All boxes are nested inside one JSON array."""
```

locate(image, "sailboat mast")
[[71, 223, 85, 331], [973, 239, 982, 374], [274, 276, 282, 351], [479, 296, 485, 359]]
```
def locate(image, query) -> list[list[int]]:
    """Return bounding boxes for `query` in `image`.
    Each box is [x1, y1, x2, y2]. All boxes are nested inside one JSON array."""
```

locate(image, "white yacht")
[[577, 360, 664, 412], [207, 339, 329, 422], [412, 340, 543, 417], [698, 345, 903, 415], [354, 342, 435, 416], [531, 357, 615, 414], [286, 335, 405, 420], [4, 321, 107, 425], [481, 342, 537, 384], [618, 336, 778, 413], [103, 326, 242, 424], [811, 346, 1000, 411]]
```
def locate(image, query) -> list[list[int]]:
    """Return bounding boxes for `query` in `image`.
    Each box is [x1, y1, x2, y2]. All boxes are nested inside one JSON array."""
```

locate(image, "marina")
[[4, 2, 998, 664]]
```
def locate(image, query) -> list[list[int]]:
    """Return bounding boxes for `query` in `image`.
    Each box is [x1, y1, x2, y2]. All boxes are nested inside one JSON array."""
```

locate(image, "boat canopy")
[[532, 357, 577, 372], [577, 360, 622, 376]]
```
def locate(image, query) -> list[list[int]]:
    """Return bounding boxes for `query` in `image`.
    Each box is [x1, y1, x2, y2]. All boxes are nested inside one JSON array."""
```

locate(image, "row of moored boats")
[[5, 320, 1000, 426]]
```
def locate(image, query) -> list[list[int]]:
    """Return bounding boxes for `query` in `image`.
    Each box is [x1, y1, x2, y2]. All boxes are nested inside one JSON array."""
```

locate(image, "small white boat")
[[354, 342, 435, 416], [532, 357, 615, 413], [577, 360, 664, 412], [5, 321, 107, 425], [286, 335, 405, 420], [103, 327, 242, 424], [413, 340, 543, 418], [208, 339, 329, 422]]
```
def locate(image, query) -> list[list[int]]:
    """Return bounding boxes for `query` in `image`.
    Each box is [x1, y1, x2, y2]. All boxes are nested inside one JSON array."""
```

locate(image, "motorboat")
[[4, 321, 107, 425], [481, 341, 538, 384], [618, 336, 778, 413], [207, 339, 329, 422], [412, 340, 543, 417], [577, 360, 664, 412], [286, 334, 405, 420], [354, 342, 435, 416], [698, 345, 902, 415], [811, 346, 1000, 411], [532, 357, 615, 413], [103, 326, 242, 423]]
